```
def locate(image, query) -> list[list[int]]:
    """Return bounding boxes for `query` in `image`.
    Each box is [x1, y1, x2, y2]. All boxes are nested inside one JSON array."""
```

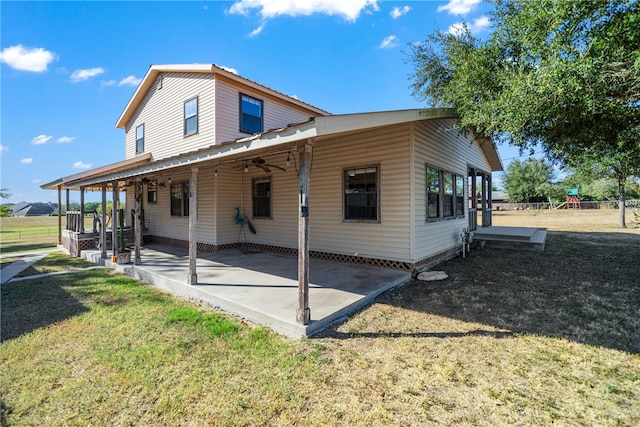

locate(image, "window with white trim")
[[184, 97, 198, 136], [135, 124, 144, 153]]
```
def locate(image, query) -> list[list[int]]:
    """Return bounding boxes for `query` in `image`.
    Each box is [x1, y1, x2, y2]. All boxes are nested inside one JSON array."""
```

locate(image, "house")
[[10, 201, 56, 217], [42, 64, 502, 325]]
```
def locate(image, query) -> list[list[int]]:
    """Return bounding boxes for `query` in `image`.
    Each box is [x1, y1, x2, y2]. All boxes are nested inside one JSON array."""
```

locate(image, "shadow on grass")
[[0, 275, 89, 342], [322, 231, 640, 354]]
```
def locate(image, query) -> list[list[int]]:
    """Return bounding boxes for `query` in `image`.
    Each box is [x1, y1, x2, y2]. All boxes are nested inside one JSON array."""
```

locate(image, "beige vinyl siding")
[[137, 168, 216, 244], [308, 124, 412, 261], [214, 79, 312, 145], [214, 156, 298, 247], [412, 119, 493, 261], [124, 72, 216, 160], [214, 124, 412, 261]]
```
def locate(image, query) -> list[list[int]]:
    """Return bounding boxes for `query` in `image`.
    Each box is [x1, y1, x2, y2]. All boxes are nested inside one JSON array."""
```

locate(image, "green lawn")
[[1, 214, 639, 426]]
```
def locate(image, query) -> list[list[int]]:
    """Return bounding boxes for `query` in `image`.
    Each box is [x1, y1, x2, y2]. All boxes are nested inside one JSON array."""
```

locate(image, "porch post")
[[101, 183, 107, 258], [111, 180, 118, 261], [134, 179, 142, 265], [65, 188, 70, 213], [80, 186, 85, 233], [297, 142, 312, 325], [487, 175, 493, 226], [481, 173, 488, 227], [57, 185, 62, 245], [188, 167, 198, 285]]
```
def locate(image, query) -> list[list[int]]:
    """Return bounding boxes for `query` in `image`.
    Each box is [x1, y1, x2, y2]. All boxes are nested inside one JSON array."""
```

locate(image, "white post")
[[297, 142, 313, 324], [188, 167, 198, 285]]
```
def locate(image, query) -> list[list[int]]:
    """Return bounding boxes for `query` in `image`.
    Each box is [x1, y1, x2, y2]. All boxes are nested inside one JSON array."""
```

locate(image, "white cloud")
[[229, 0, 379, 22], [20, 158, 33, 164], [31, 134, 52, 145], [0, 44, 56, 72], [379, 35, 398, 49], [56, 136, 76, 143], [32, 179, 41, 184], [219, 65, 239, 75], [249, 23, 266, 37], [118, 75, 142, 86], [0, 145, 8, 153], [101, 80, 117, 87], [447, 16, 490, 35], [70, 67, 104, 82], [437, 0, 481, 15], [390, 5, 411, 19], [73, 161, 92, 169]]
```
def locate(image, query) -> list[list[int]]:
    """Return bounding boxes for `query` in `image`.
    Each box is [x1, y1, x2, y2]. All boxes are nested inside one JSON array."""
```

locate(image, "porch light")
[[168, 177, 171, 185], [244, 163, 249, 173], [286, 151, 291, 166], [214, 166, 218, 176]]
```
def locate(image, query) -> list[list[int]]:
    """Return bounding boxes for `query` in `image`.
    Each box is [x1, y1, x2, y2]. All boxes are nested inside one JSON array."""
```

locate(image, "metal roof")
[[115, 64, 330, 129], [42, 109, 503, 191]]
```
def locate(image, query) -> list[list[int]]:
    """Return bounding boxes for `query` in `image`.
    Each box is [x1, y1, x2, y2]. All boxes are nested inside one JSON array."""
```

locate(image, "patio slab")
[[82, 244, 410, 338]]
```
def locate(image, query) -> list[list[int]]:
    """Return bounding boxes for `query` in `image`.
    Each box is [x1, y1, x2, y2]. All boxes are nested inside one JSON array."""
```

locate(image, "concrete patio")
[[82, 244, 410, 338]]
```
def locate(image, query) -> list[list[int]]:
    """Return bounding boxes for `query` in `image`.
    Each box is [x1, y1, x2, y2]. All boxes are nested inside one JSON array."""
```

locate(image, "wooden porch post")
[[481, 173, 488, 227], [57, 185, 62, 245], [297, 142, 312, 325], [111, 181, 118, 261], [80, 186, 85, 233], [188, 167, 198, 285], [487, 175, 493, 226], [134, 179, 142, 265], [101, 183, 107, 258], [65, 188, 70, 213]]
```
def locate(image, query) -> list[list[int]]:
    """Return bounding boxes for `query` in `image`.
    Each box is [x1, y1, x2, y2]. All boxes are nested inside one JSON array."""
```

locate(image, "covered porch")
[[81, 243, 409, 338]]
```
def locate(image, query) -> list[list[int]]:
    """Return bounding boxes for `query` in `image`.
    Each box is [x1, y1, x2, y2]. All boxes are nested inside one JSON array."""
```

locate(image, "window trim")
[[426, 164, 465, 221], [252, 176, 272, 219], [170, 181, 190, 217], [184, 97, 198, 137], [135, 123, 144, 154], [343, 165, 380, 223], [239, 93, 264, 134]]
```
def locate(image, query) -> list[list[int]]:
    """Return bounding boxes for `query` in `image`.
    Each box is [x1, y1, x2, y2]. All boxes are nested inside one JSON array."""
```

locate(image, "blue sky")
[[1, 0, 524, 204]]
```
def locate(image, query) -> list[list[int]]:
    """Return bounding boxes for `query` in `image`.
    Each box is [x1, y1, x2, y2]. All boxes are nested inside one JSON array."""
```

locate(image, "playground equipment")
[[554, 188, 581, 210], [566, 188, 581, 209]]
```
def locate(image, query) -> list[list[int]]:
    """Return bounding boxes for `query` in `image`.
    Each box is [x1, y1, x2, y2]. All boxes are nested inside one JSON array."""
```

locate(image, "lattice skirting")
[[146, 235, 461, 272]]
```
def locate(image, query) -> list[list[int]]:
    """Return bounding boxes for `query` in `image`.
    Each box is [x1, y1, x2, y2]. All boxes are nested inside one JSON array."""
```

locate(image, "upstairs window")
[[344, 167, 379, 221], [252, 177, 271, 218], [240, 94, 263, 134], [135, 124, 144, 153], [170, 182, 190, 216], [184, 97, 198, 136]]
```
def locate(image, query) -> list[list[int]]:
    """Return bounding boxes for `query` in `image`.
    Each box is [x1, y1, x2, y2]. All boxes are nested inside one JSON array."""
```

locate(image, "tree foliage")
[[503, 158, 555, 203], [408, 0, 640, 226]]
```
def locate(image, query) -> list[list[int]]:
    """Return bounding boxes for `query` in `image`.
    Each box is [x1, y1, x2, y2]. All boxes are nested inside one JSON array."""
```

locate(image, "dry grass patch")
[[1, 210, 639, 426]]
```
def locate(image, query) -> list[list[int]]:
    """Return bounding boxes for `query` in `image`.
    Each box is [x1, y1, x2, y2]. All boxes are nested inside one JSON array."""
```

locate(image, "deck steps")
[[472, 226, 547, 251]]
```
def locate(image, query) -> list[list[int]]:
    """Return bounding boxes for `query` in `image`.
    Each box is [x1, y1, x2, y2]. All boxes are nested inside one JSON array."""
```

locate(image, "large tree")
[[503, 158, 555, 203], [408, 0, 640, 226]]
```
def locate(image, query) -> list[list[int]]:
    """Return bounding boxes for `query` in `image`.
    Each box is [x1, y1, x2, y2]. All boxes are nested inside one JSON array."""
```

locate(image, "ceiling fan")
[[234, 157, 286, 173]]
